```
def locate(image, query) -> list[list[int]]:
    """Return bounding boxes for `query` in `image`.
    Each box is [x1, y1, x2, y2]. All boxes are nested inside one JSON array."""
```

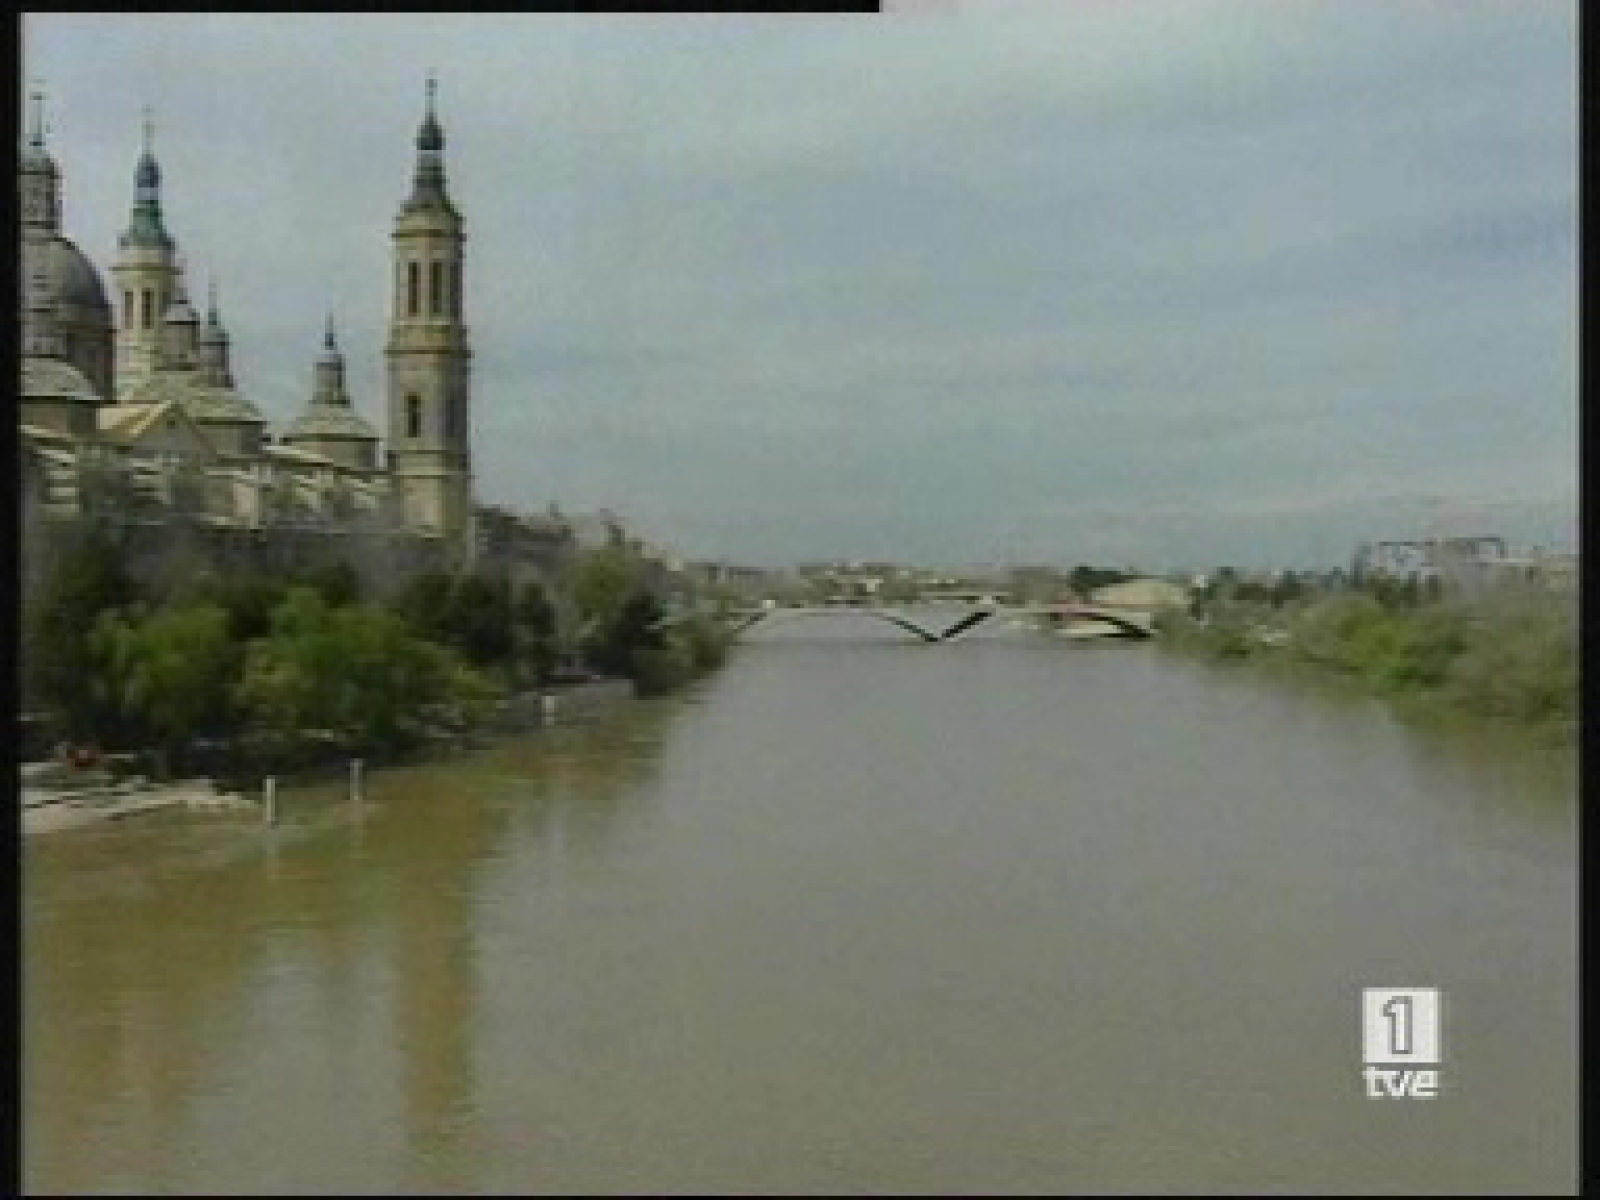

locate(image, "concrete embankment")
[[22, 680, 638, 837], [21, 771, 252, 837]]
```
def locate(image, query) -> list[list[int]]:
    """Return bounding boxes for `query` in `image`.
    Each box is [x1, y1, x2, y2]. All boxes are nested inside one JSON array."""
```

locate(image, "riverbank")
[[1156, 584, 1577, 748], [20, 676, 647, 838], [21, 766, 253, 837]]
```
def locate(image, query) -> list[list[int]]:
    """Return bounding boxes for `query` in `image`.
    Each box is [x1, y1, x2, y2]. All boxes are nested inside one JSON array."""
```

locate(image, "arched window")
[[141, 288, 154, 329], [406, 394, 422, 439], [450, 261, 461, 319], [429, 261, 443, 316], [124, 290, 134, 328], [444, 389, 457, 439], [407, 262, 420, 317]]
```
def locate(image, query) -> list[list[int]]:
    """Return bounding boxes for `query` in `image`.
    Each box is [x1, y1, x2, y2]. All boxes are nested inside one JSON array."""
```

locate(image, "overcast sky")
[[23, 6, 1575, 572]]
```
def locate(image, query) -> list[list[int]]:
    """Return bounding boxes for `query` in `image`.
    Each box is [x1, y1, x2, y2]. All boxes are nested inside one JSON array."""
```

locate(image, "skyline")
[[21, 7, 1577, 573]]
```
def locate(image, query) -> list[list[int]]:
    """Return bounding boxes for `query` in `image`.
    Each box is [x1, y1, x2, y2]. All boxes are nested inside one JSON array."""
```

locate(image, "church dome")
[[22, 357, 99, 407], [46, 236, 111, 317]]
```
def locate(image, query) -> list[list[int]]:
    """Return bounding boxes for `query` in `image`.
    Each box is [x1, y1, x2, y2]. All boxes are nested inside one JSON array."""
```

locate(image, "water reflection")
[[24, 701, 677, 1194]]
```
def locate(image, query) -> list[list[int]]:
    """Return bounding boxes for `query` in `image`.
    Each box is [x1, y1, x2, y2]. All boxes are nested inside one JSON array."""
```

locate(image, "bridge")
[[658, 603, 1156, 643]]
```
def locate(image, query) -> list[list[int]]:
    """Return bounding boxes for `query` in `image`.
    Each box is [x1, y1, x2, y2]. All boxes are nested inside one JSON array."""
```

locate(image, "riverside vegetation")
[[1155, 568, 1577, 743], [22, 528, 731, 781]]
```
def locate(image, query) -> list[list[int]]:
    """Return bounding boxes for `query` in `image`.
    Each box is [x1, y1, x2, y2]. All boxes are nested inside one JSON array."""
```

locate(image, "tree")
[[567, 543, 645, 636], [580, 586, 665, 679], [88, 601, 238, 776], [218, 571, 290, 642], [237, 587, 457, 755], [26, 527, 136, 737], [513, 580, 559, 685], [295, 558, 362, 608], [395, 570, 456, 641], [442, 573, 514, 667], [1269, 571, 1304, 609]]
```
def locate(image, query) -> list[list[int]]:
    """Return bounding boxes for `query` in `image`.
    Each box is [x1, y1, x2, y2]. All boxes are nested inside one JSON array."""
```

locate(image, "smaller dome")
[[186, 383, 265, 426], [283, 403, 380, 443], [22, 357, 99, 406], [46, 237, 111, 317]]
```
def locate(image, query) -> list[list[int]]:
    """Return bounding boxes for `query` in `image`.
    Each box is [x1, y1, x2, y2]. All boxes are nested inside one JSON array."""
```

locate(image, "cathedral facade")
[[19, 81, 477, 570]]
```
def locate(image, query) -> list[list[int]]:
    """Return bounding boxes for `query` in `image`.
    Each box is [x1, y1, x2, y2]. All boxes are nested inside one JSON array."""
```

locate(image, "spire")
[[419, 72, 443, 150], [313, 312, 349, 407], [21, 80, 62, 233], [198, 277, 233, 386], [137, 106, 158, 190], [317, 312, 344, 370], [28, 84, 45, 152], [122, 104, 171, 248], [201, 276, 227, 343], [404, 72, 453, 214]]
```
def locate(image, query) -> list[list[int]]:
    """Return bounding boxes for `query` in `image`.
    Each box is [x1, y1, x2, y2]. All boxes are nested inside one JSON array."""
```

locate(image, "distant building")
[[1089, 577, 1189, 611], [1354, 536, 1574, 592]]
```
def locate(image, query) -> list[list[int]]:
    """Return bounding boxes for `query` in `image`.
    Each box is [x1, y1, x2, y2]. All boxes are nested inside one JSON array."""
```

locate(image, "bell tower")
[[110, 110, 178, 394], [385, 75, 474, 564]]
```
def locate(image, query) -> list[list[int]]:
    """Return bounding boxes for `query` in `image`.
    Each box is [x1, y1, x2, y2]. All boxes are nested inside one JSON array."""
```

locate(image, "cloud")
[[23, 6, 1576, 569]]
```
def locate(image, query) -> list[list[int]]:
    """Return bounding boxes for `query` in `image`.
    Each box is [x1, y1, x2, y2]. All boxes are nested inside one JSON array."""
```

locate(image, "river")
[[22, 617, 1577, 1193]]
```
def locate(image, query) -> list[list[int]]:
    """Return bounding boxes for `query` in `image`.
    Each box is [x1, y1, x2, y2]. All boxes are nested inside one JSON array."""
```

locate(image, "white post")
[[350, 758, 364, 805], [264, 776, 278, 826], [541, 692, 558, 725]]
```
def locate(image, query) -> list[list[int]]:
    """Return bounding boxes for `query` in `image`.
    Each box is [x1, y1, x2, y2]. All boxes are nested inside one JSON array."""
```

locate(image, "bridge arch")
[[735, 606, 946, 643], [659, 603, 1156, 643]]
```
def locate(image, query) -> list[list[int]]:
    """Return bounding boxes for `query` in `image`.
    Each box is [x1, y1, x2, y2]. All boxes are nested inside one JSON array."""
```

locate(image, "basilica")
[[19, 80, 478, 568]]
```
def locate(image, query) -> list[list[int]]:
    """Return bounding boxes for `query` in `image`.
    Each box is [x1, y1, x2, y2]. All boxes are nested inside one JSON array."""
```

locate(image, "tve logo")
[[1362, 987, 1442, 1098]]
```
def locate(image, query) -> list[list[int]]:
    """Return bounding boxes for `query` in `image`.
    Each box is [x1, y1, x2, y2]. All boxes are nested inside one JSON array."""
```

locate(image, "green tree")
[[219, 571, 290, 642], [395, 570, 457, 642], [568, 543, 645, 636], [26, 527, 136, 737], [421, 640, 505, 733], [1269, 571, 1304, 609], [581, 587, 665, 679], [443, 573, 514, 668], [513, 579, 559, 685], [297, 558, 362, 608], [88, 601, 238, 776], [237, 587, 454, 755]]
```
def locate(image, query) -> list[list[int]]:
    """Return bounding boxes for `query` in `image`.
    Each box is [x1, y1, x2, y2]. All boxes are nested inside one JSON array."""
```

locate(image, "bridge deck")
[[678, 603, 1157, 642]]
